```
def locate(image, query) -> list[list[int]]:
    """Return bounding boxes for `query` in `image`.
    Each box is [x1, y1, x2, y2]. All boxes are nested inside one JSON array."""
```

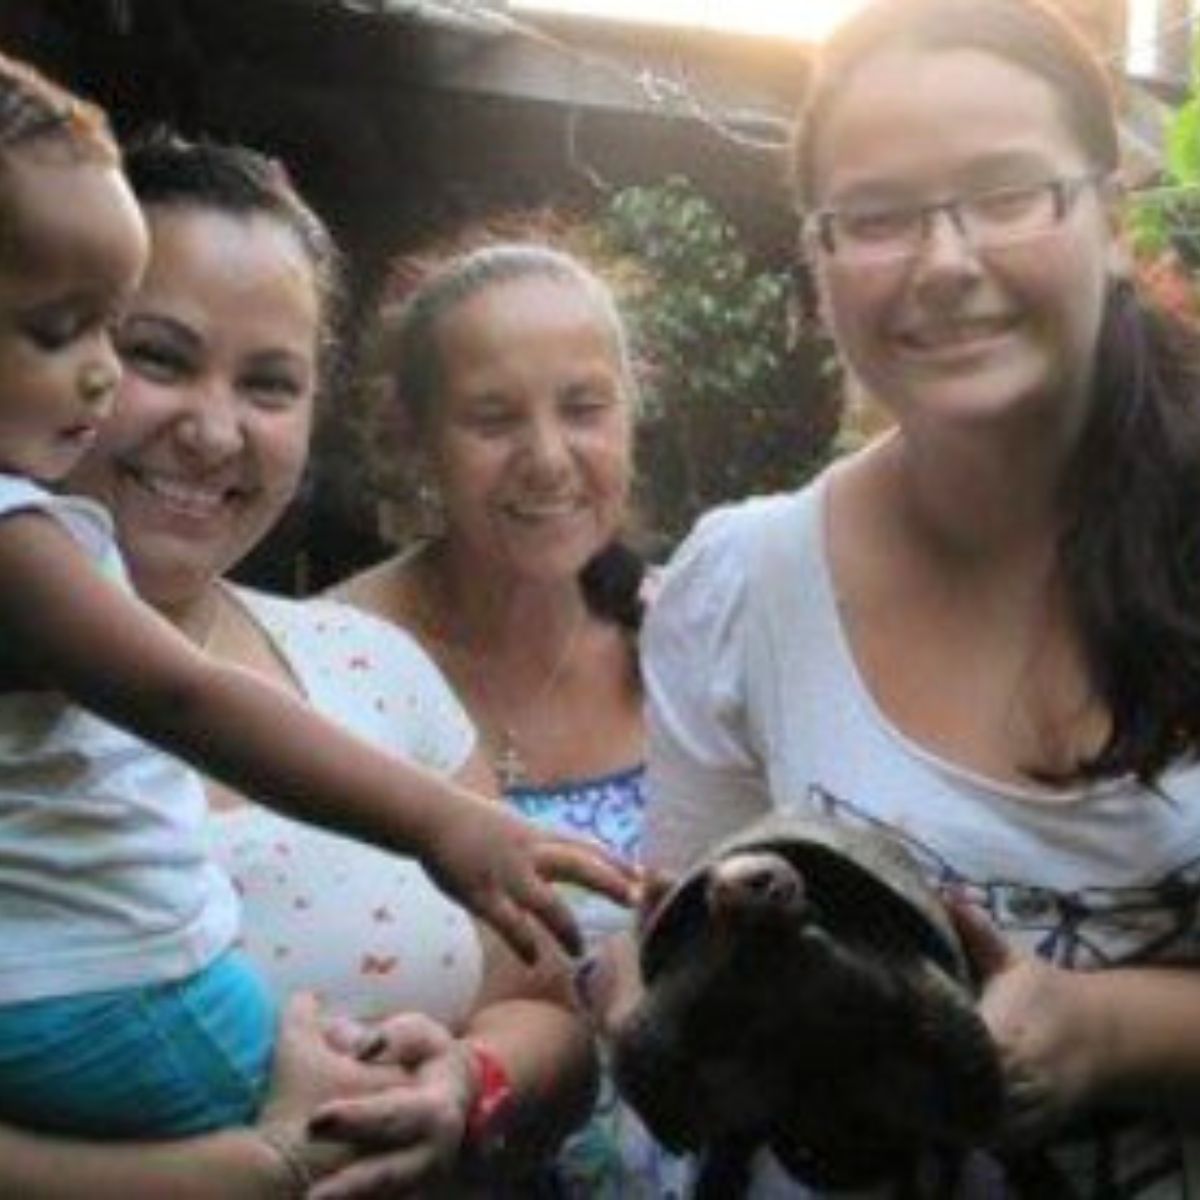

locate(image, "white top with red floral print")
[[207, 589, 483, 1026]]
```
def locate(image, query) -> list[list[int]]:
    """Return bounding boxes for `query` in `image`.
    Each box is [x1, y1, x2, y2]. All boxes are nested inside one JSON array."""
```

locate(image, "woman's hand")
[[254, 994, 409, 1193], [947, 896, 1109, 1146], [302, 1013, 477, 1200]]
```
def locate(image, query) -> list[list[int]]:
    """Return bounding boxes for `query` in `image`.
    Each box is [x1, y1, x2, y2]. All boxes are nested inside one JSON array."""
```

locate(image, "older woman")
[[0, 138, 596, 1198], [334, 244, 685, 1197]]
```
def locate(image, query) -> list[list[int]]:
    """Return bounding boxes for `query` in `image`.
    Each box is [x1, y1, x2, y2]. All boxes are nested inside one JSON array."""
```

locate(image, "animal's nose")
[[707, 851, 805, 916]]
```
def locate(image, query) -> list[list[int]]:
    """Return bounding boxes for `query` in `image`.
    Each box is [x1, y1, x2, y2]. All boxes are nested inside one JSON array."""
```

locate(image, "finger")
[[477, 892, 541, 964], [274, 992, 345, 1065], [258, 993, 388, 1153], [308, 1145, 439, 1200], [571, 953, 606, 1014], [534, 839, 638, 906], [324, 1016, 372, 1057], [278, 990, 324, 1038], [634, 867, 675, 929], [516, 871, 584, 957], [309, 1087, 436, 1148], [358, 1014, 451, 1067], [572, 938, 643, 1035], [943, 893, 1016, 981]]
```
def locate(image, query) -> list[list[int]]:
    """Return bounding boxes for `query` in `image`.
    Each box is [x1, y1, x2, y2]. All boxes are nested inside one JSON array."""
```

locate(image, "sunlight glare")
[[509, 0, 869, 43]]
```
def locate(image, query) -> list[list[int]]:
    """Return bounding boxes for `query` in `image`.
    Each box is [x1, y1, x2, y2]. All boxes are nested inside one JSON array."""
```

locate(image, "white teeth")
[[507, 500, 580, 520], [133, 471, 229, 517], [905, 319, 1011, 348]]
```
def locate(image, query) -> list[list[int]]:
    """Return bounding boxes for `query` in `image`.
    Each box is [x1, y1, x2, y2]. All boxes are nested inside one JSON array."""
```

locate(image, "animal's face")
[[612, 850, 830, 1150]]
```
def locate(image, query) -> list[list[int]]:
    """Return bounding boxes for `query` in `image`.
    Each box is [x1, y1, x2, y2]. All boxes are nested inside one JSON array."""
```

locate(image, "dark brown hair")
[[795, 0, 1200, 787], [122, 131, 346, 400], [791, 0, 1118, 208]]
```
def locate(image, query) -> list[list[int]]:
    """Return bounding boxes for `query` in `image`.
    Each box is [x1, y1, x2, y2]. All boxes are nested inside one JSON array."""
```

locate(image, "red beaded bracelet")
[[464, 1041, 516, 1153]]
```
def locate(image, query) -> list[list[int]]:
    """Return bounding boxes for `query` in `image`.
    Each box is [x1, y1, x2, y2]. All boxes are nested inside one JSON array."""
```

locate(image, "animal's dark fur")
[[613, 821, 1004, 1196]]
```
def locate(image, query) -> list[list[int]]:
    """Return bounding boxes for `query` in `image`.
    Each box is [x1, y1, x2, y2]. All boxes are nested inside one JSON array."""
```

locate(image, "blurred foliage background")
[[1127, 30, 1200, 325], [593, 176, 841, 545]]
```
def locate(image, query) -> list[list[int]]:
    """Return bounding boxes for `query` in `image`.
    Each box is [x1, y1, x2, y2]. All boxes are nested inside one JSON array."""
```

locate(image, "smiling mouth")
[[504, 500, 584, 522], [125, 467, 243, 519], [897, 317, 1017, 352]]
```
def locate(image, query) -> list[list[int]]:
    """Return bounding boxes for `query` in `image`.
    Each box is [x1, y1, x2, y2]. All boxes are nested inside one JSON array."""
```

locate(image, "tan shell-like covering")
[[640, 811, 969, 984]]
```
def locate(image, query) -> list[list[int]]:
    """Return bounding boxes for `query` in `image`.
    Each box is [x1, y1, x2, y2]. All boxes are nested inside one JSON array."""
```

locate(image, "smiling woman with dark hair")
[[641, 0, 1200, 1195]]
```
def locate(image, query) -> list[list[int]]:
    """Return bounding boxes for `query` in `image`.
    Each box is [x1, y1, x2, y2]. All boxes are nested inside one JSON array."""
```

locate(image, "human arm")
[[0, 512, 634, 961], [642, 504, 773, 875], [0, 1124, 288, 1200], [0, 994, 404, 1200], [291, 721, 593, 1200], [949, 897, 1200, 1144], [298, 927, 598, 1200], [239, 737, 596, 1200]]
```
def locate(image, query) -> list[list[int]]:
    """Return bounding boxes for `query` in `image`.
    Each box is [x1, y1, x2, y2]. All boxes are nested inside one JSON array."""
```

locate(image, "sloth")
[[611, 813, 1005, 1198]]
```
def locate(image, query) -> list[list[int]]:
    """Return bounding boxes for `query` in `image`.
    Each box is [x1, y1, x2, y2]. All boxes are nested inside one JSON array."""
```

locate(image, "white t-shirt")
[[0, 474, 238, 1002], [208, 589, 484, 1027], [643, 476, 1200, 1198]]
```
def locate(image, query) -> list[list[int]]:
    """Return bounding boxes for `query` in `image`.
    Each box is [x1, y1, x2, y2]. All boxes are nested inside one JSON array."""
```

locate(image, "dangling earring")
[[413, 468, 447, 540]]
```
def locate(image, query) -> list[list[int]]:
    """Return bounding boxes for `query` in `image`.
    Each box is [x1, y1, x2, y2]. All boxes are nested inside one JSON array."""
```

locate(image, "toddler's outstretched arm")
[[0, 513, 635, 961]]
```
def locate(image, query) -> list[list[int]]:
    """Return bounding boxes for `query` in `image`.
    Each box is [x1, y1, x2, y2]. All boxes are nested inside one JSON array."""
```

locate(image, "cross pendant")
[[493, 736, 527, 790]]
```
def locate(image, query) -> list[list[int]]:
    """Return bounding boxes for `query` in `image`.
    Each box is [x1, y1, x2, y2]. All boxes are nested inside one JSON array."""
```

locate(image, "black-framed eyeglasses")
[[804, 171, 1109, 265]]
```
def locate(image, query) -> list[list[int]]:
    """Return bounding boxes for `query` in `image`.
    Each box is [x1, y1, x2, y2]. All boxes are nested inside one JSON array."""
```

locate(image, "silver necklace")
[[485, 611, 585, 789], [413, 552, 586, 789]]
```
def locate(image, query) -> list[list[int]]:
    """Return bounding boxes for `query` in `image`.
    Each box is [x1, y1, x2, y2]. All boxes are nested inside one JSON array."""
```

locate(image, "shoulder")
[[0, 475, 112, 540], [328, 558, 391, 607], [236, 588, 440, 679], [327, 545, 425, 619], [236, 588, 475, 771], [671, 485, 815, 576], [0, 473, 52, 516], [0, 477, 123, 573], [649, 485, 817, 641]]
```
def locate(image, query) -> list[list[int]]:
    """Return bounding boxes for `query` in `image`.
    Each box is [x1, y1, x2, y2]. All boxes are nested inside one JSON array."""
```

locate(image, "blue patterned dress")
[[507, 766, 692, 1199]]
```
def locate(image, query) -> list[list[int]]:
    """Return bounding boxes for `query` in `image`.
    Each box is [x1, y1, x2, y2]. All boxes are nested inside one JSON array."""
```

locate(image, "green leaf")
[[1168, 100, 1200, 184]]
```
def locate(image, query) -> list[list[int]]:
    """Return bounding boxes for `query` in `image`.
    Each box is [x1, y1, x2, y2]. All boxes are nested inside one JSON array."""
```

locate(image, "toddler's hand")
[[423, 794, 638, 963], [633, 866, 675, 932]]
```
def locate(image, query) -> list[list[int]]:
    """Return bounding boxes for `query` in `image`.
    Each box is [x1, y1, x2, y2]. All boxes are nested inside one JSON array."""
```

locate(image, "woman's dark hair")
[[796, 0, 1200, 786], [1061, 283, 1200, 785], [122, 131, 347, 398], [388, 242, 647, 631], [791, 0, 1119, 208]]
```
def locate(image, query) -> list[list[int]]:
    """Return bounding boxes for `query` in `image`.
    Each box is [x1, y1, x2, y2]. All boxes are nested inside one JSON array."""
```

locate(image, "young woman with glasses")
[[639, 0, 1200, 1194]]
